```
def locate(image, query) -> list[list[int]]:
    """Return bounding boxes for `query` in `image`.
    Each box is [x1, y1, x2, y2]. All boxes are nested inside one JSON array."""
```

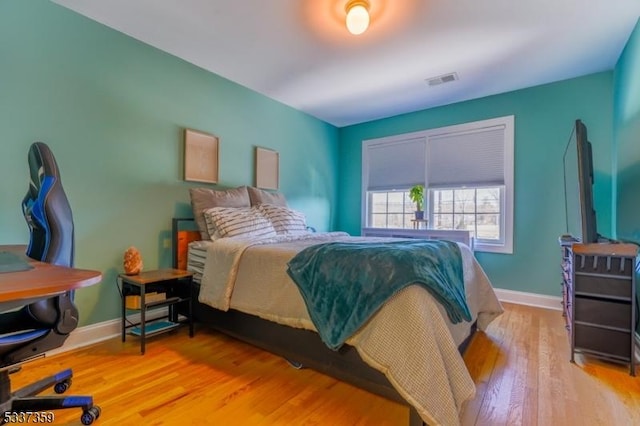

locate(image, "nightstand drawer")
[[574, 297, 631, 330]]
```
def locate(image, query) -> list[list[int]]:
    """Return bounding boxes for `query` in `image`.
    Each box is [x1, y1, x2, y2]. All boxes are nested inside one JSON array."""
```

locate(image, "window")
[[431, 187, 503, 242], [361, 116, 514, 253], [368, 190, 414, 229]]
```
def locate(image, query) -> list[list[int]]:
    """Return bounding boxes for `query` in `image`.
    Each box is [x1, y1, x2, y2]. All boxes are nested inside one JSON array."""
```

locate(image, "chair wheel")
[[80, 406, 100, 425], [54, 379, 72, 394]]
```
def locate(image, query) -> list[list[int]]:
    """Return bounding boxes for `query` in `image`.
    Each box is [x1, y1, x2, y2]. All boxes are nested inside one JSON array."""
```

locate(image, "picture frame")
[[183, 128, 219, 183], [255, 147, 279, 190]]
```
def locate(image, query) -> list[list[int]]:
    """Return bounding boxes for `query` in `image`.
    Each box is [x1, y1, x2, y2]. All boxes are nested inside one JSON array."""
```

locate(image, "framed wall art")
[[255, 147, 279, 190], [183, 128, 219, 183]]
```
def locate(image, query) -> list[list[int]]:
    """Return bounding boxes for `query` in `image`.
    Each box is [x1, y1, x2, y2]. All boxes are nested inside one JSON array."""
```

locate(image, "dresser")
[[559, 238, 638, 376]]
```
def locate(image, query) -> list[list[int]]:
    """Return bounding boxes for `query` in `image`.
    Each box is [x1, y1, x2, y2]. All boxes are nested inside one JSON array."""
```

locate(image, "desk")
[[0, 245, 102, 304], [0, 246, 102, 424]]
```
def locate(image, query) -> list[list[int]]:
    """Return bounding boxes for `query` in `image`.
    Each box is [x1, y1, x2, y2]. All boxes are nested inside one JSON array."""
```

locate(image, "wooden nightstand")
[[118, 269, 194, 354]]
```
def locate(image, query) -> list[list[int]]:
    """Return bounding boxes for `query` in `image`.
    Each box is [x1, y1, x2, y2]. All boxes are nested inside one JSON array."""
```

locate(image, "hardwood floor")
[[462, 303, 639, 426], [8, 303, 639, 425]]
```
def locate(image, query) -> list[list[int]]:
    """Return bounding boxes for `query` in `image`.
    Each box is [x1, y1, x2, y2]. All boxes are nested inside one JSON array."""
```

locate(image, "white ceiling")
[[53, 0, 640, 127]]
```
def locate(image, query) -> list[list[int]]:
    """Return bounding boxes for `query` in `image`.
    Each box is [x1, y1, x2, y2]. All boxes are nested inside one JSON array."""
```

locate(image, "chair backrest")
[[22, 142, 74, 267], [13, 142, 79, 336]]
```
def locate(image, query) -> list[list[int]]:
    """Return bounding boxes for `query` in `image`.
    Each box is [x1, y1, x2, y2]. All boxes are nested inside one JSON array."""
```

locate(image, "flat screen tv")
[[563, 119, 598, 243]]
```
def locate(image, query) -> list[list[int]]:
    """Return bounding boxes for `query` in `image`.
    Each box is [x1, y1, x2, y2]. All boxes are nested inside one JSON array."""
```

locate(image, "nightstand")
[[118, 269, 194, 354]]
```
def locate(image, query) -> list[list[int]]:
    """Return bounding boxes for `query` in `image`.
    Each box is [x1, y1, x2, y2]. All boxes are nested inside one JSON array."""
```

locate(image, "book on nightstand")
[[129, 320, 180, 336], [125, 292, 166, 309]]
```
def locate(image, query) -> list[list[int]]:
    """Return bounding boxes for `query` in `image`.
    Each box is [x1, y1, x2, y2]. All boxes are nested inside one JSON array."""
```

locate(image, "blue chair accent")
[[0, 142, 100, 425]]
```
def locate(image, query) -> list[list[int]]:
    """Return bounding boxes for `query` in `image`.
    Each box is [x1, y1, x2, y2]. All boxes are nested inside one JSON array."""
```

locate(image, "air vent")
[[426, 72, 458, 87]]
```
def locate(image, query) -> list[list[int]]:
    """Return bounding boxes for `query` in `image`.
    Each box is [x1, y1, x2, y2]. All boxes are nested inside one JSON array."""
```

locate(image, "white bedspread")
[[195, 233, 503, 426]]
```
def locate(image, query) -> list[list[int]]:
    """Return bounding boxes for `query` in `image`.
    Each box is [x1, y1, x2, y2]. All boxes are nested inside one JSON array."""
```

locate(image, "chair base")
[[0, 367, 100, 425]]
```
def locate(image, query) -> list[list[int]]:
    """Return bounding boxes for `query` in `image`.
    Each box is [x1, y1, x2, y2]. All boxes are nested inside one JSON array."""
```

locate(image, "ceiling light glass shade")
[[346, 2, 370, 35]]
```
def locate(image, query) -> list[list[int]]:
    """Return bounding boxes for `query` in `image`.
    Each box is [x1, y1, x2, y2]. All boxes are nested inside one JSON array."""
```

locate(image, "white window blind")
[[366, 137, 426, 191], [427, 126, 505, 188]]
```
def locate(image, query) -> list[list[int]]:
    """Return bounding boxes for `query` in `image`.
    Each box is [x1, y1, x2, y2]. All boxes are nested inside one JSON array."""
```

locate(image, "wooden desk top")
[[0, 245, 102, 303]]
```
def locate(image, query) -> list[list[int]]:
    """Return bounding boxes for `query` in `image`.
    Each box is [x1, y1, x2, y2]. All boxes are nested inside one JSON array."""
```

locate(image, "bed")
[[176, 185, 504, 426]]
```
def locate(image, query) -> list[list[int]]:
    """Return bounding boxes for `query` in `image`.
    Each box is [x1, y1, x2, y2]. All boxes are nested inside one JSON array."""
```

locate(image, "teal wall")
[[2, 1, 634, 327], [614, 19, 640, 242], [0, 1, 339, 326], [338, 73, 614, 296]]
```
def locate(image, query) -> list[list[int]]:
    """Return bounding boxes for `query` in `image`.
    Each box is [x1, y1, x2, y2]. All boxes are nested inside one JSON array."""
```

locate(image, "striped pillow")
[[203, 207, 277, 240], [258, 204, 308, 235]]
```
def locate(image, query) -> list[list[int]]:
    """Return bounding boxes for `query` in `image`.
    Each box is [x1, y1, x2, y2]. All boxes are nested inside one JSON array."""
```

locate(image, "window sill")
[[474, 241, 513, 254], [361, 227, 474, 250]]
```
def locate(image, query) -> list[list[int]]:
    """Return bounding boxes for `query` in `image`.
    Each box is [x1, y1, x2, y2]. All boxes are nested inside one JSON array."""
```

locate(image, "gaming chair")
[[0, 142, 100, 425]]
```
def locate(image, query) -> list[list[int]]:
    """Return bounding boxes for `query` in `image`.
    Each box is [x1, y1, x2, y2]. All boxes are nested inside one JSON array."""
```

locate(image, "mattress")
[[187, 240, 209, 283]]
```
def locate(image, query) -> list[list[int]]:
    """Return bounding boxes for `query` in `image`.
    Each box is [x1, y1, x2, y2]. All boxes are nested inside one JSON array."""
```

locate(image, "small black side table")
[[118, 269, 194, 354]]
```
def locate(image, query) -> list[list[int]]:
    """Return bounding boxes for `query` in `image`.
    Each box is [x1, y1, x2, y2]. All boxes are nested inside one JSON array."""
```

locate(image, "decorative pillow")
[[247, 186, 287, 207], [203, 206, 277, 240], [189, 186, 251, 240], [258, 204, 308, 235]]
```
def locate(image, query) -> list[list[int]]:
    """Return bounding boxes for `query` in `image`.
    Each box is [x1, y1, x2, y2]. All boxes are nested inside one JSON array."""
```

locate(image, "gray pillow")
[[247, 186, 287, 207], [189, 186, 251, 240]]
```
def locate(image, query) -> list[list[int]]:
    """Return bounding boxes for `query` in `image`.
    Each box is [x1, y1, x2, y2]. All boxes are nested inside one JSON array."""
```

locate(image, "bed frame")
[[171, 218, 476, 426]]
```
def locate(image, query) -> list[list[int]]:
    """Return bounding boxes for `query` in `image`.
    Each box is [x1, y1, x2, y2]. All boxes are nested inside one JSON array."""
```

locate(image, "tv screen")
[[563, 119, 598, 243]]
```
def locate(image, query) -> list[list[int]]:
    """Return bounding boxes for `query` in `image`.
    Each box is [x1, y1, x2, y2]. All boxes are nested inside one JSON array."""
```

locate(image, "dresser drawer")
[[574, 297, 631, 330], [574, 324, 632, 360], [574, 274, 632, 299]]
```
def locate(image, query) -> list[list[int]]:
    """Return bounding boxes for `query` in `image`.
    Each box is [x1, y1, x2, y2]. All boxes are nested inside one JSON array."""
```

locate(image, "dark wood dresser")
[[559, 238, 638, 376]]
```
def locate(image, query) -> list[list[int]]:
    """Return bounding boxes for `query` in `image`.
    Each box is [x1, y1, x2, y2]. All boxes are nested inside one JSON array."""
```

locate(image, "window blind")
[[427, 126, 505, 188], [366, 137, 426, 191]]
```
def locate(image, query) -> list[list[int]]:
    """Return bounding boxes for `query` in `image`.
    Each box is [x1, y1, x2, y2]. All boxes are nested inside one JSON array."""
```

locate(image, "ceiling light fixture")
[[345, 0, 370, 35]]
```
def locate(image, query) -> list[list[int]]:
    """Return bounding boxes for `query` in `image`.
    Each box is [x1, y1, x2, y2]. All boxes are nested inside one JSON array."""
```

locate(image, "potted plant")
[[409, 184, 425, 220]]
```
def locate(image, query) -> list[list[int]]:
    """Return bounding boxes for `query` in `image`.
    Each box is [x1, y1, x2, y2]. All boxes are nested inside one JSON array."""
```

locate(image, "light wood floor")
[[8, 303, 640, 425]]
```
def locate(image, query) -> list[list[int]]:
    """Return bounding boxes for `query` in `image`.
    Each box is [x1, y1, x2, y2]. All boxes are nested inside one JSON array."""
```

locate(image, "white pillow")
[[258, 204, 308, 235], [203, 207, 277, 240]]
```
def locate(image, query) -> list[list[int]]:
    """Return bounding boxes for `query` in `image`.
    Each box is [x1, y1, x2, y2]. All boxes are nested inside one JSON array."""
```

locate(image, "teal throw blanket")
[[286, 239, 471, 350]]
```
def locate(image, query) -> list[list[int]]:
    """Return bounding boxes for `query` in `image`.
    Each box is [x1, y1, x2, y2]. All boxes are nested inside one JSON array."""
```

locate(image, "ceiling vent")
[[426, 72, 458, 87]]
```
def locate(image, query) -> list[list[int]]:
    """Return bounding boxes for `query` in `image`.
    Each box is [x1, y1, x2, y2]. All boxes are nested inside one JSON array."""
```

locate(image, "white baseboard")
[[49, 289, 563, 356], [50, 292, 639, 368], [493, 288, 563, 311], [48, 308, 169, 356], [55, 289, 561, 355]]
